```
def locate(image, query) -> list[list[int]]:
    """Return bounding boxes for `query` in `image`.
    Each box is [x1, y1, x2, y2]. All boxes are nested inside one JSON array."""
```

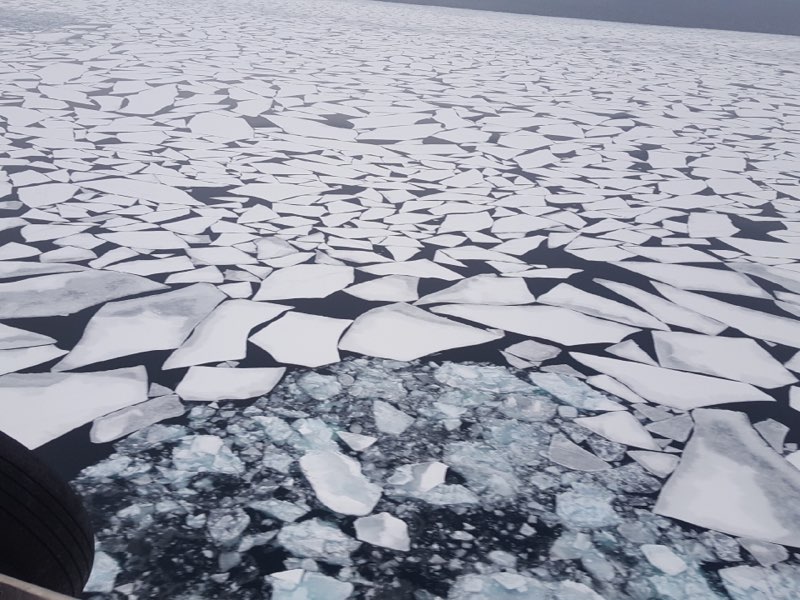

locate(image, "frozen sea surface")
[[0, 0, 799, 598]]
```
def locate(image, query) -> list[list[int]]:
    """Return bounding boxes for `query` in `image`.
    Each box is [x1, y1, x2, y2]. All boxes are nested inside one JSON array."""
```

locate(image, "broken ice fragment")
[[270, 569, 354, 600], [299, 450, 381, 515], [641, 544, 687, 575], [556, 484, 620, 528], [549, 434, 610, 472], [448, 572, 550, 600], [387, 461, 448, 493], [654, 409, 800, 547], [254, 264, 354, 300], [575, 412, 659, 450], [176, 367, 285, 402], [339, 303, 501, 361], [337, 431, 376, 451], [90, 394, 184, 443], [373, 400, 414, 435], [416, 274, 535, 305], [207, 508, 251, 546], [354, 512, 410, 551], [276, 518, 360, 565], [627, 451, 679, 478], [55, 284, 225, 371], [0, 367, 148, 449], [719, 564, 800, 600], [250, 312, 351, 367], [172, 435, 244, 475], [738, 538, 789, 567], [83, 551, 120, 594], [530, 372, 624, 412]]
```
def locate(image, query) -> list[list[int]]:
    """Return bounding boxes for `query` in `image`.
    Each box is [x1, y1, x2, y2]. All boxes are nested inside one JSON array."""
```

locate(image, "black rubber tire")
[[0, 430, 95, 596]]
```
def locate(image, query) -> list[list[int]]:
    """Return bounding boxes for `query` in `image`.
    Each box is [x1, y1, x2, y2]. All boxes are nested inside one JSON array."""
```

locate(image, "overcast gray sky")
[[379, 0, 800, 36]]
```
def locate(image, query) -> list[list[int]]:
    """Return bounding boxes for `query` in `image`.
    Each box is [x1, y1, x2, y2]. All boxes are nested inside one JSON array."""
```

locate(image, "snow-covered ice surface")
[[1, 0, 800, 597]]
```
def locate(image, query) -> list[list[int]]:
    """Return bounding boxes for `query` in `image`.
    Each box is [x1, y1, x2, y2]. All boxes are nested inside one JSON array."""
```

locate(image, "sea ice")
[[417, 274, 535, 305], [0, 367, 147, 448], [628, 451, 680, 477], [176, 367, 285, 401], [354, 512, 411, 551], [276, 518, 361, 565], [171, 435, 245, 475], [641, 544, 688, 575], [55, 284, 225, 371], [575, 412, 659, 450], [538, 283, 666, 329], [250, 312, 351, 367], [253, 264, 354, 300], [556, 484, 620, 529], [270, 570, 354, 600], [654, 409, 800, 547], [0, 345, 67, 376], [344, 275, 419, 301], [299, 450, 382, 515], [90, 394, 184, 443], [529, 372, 624, 411], [373, 400, 414, 434], [548, 434, 610, 472], [339, 303, 501, 361]]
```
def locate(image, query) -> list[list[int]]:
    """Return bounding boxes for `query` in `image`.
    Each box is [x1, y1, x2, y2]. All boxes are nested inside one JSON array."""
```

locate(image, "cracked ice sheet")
[[0, 367, 148, 449], [655, 409, 800, 547]]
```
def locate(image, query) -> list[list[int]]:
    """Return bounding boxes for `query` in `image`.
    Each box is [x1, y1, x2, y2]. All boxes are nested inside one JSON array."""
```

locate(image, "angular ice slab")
[[0, 323, 55, 350], [163, 300, 289, 369], [254, 264, 354, 300], [176, 366, 285, 401], [344, 275, 419, 302], [172, 435, 244, 475], [572, 353, 773, 410], [299, 450, 382, 515], [0, 344, 67, 376], [529, 372, 624, 411], [416, 274, 535, 305], [55, 284, 225, 371], [575, 412, 659, 450], [655, 409, 800, 547], [276, 518, 360, 565], [90, 394, 184, 443], [354, 512, 411, 551], [653, 331, 796, 388], [0, 269, 166, 319], [339, 303, 501, 361], [250, 312, 351, 367], [538, 283, 666, 329], [548, 434, 610, 472], [0, 366, 147, 448], [432, 304, 636, 345]]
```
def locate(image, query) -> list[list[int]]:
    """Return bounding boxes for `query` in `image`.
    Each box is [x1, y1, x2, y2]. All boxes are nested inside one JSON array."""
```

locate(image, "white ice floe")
[[17, 182, 78, 207], [254, 264, 354, 300], [90, 394, 184, 443], [0, 270, 166, 319], [433, 304, 637, 345], [339, 303, 501, 361], [175, 366, 285, 401], [55, 284, 225, 371], [354, 512, 411, 551], [652, 331, 796, 388], [613, 262, 769, 298], [299, 450, 382, 516], [387, 461, 448, 493], [641, 544, 688, 575], [81, 178, 200, 205], [119, 84, 178, 115], [0, 345, 67, 376], [250, 312, 351, 367], [164, 300, 289, 369], [416, 274, 535, 305], [655, 283, 800, 349], [360, 259, 461, 281], [337, 431, 377, 452], [344, 275, 419, 302], [572, 353, 773, 410], [0, 323, 55, 350], [654, 409, 800, 547], [188, 112, 254, 140], [548, 433, 610, 471], [270, 570, 353, 600], [575, 412, 659, 450], [538, 283, 667, 329], [0, 367, 148, 448], [504, 340, 561, 364]]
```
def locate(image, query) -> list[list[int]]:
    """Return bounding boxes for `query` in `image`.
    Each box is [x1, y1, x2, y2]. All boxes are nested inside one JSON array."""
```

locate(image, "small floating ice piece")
[[529, 372, 624, 411], [373, 400, 414, 435], [652, 331, 796, 388], [549, 434, 610, 471], [344, 275, 419, 302], [387, 461, 448, 493], [538, 283, 666, 329], [250, 312, 351, 368], [655, 409, 800, 547], [572, 353, 773, 410], [164, 300, 288, 369], [176, 367, 285, 401], [339, 303, 501, 361], [645, 415, 693, 442], [172, 435, 244, 475], [504, 340, 560, 363], [738, 539, 789, 567], [337, 431, 377, 451], [55, 284, 225, 371], [276, 518, 360, 565], [641, 544, 688, 575], [254, 264, 354, 300], [0, 367, 148, 448], [417, 274, 535, 305], [432, 304, 637, 345], [575, 412, 659, 450], [299, 450, 382, 516], [628, 451, 680, 478], [0, 270, 166, 319], [270, 570, 354, 600], [83, 552, 121, 594], [90, 394, 184, 443], [354, 512, 410, 551]]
